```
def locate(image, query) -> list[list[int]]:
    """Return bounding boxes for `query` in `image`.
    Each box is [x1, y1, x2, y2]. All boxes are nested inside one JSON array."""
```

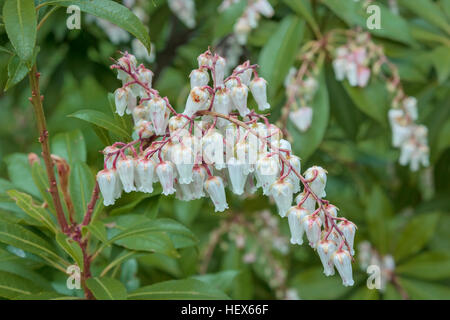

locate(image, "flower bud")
[[270, 179, 294, 217], [230, 83, 250, 117], [114, 87, 130, 116], [302, 214, 322, 248], [197, 50, 213, 68], [338, 220, 356, 255], [333, 249, 354, 286], [295, 191, 316, 213], [97, 169, 119, 206], [148, 97, 170, 135], [189, 67, 210, 88], [156, 161, 176, 195], [204, 176, 228, 212], [317, 240, 337, 276], [184, 86, 210, 117], [135, 158, 155, 193], [250, 77, 270, 111], [171, 142, 195, 184], [304, 166, 327, 198], [214, 55, 226, 86], [117, 158, 136, 193], [287, 206, 309, 245], [227, 157, 249, 195], [289, 106, 313, 132]]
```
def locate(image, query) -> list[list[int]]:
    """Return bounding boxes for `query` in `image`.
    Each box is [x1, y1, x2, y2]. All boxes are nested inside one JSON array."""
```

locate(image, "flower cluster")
[[284, 68, 318, 132], [332, 34, 372, 88], [330, 31, 429, 171], [219, 0, 274, 45], [168, 0, 196, 29], [358, 241, 395, 291], [96, 49, 357, 286]]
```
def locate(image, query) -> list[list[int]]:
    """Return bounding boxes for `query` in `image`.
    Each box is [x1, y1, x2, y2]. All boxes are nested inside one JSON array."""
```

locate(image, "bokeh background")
[[0, 0, 449, 299]]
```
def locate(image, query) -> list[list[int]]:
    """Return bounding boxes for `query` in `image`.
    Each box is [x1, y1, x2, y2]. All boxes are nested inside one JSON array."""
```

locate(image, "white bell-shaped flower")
[[403, 96, 418, 121], [346, 61, 358, 87], [191, 165, 207, 199], [214, 55, 226, 86], [97, 169, 119, 206], [227, 157, 249, 195], [287, 206, 309, 245], [133, 120, 154, 139], [202, 130, 225, 169], [103, 146, 118, 170], [156, 161, 176, 195], [137, 65, 153, 88], [320, 203, 338, 225], [175, 180, 195, 201], [204, 176, 228, 212], [189, 67, 210, 88], [317, 240, 337, 276], [333, 58, 347, 81], [117, 158, 136, 193], [230, 83, 250, 117], [168, 114, 190, 137], [295, 191, 316, 213], [171, 142, 195, 184], [254, 0, 274, 17], [302, 214, 322, 248], [255, 155, 280, 195], [338, 220, 357, 255], [333, 249, 354, 287], [213, 87, 231, 127], [114, 87, 130, 116], [250, 77, 270, 111], [357, 66, 371, 87], [184, 86, 210, 117], [289, 106, 313, 132], [132, 104, 151, 123], [197, 51, 213, 68], [135, 158, 155, 193], [304, 166, 327, 198], [148, 97, 170, 135], [270, 179, 294, 217], [234, 61, 252, 85]]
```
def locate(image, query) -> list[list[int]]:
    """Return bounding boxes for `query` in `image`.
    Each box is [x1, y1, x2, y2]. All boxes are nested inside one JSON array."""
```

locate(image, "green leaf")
[[83, 221, 108, 243], [290, 267, 352, 299], [394, 212, 440, 262], [399, 0, 450, 35], [429, 46, 450, 84], [3, 0, 37, 65], [100, 250, 139, 277], [0, 45, 14, 55], [398, 277, 450, 299], [42, 0, 151, 51], [190, 270, 240, 293], [322, 0, 416, 45], [7, 190, 57, 233], [343, 78, 389, 125], [69, 109, 131, 141], [283, 0, 320, 37], [365, 186, 393, 255], [51, 130, 86, 164], [55, 233, 84, 271], [0, 270, 41, 299], [5, 54, 27, 90], [31, 161, 55, 214], [13, 291, 79, 300], [258, 15, 305, 97], [128, 279, 230, 300], [69, 161, 94, 222], [86, 277, 127, 300], [0, 221, 65, 269], [5, 153, 41, 199], [396, 251, 450, 280]]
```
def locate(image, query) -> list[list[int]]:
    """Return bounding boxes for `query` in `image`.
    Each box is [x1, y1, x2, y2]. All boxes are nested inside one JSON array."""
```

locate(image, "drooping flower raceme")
[[98, 50, 357, 287]]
